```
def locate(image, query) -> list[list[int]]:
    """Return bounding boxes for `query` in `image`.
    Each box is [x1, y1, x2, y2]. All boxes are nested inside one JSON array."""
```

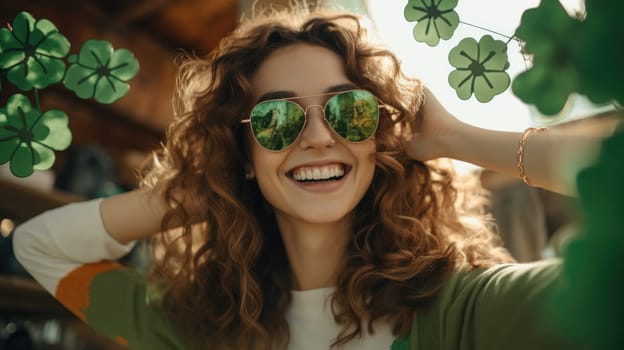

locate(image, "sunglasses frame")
[[241, 89, 393, 152]]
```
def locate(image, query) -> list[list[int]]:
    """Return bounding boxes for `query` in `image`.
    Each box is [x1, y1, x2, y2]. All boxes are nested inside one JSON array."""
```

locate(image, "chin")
[[285, 205, 354, 225], [302, 212, 350, 224]]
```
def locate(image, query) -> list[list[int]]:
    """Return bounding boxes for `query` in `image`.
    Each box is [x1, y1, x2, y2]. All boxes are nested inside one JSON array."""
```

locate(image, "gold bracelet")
[[517, 127, 547, 185]]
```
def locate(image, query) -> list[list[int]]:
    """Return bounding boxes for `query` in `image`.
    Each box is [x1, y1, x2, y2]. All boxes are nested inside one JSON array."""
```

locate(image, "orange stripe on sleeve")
[[55, 262, 124, 321], [115, 336, 129, 347]]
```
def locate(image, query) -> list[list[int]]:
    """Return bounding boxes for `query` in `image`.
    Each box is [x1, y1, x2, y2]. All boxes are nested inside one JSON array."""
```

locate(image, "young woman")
[[13, 7, 604, 350]]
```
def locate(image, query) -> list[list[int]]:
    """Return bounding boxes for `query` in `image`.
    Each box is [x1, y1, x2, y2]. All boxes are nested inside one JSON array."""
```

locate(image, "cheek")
[[362, 140, 377, 169], [355, 141, 377, 188], [252, 158, 287, 212], [250, 148, 284, 190]]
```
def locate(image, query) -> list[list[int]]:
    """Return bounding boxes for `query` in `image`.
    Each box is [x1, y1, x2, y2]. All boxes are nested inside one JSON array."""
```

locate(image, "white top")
[[13, 199, 396, 349], [287, 287, 395, 349]]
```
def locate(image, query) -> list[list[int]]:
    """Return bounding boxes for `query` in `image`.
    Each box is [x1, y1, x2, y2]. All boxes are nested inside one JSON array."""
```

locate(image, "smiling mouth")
[[289, 163, 350, 183]]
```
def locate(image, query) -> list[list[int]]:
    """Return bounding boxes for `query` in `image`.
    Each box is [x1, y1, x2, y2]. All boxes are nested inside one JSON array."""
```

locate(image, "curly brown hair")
[[141, 5, 513, 350]]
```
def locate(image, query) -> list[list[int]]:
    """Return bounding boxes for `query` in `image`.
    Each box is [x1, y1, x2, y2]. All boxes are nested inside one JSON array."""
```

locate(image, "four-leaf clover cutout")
[[404, 0, 460, 46], [511, 0, 583, 115], [448, 35, 510, 103], [0, 94, 71, 177], [63, 39, 139, 104], [0, 11, 70, 91]]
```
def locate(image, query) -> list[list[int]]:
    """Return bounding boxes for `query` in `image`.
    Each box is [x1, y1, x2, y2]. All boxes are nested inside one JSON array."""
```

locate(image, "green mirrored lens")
[[325, 90, 379, 142], [250, 100, 305, 151]]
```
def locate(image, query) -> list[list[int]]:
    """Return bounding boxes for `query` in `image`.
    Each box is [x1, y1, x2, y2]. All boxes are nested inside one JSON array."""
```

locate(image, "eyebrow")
[[255, 83, 359, 104]]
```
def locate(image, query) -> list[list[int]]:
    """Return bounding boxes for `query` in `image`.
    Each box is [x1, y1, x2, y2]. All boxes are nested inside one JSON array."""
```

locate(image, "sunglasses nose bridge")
[[297, 103, 335, 148], [303, 104, 325, 117], [303, 103, 332, 130], [303, 104, 329, 126]]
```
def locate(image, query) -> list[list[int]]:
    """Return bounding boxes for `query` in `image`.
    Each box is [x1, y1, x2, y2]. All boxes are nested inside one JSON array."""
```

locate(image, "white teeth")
[[291, 164, 345, 181], [336, 167, 344, 177], [313, 168, 321, 179], [322, 167, 330, 179]]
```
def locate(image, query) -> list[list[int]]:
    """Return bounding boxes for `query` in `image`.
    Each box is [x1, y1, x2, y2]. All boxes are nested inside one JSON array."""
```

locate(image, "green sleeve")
[[55, 262, 189, 350], [409, 259, 582, 350]]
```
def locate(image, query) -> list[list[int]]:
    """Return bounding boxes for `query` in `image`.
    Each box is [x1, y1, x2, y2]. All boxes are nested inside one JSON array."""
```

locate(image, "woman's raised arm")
[[407, 88, 619, 196], [12, 187, 171, 294], [12, 189, 188, 349], [99, 188, 170, 244]]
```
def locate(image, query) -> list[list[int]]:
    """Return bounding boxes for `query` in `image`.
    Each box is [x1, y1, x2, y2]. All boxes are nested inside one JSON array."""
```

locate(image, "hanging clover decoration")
[[404, 0, 460, 47], [402, 0, 624, 111], [574, 0, 624, 108], [0, 94, 71, 177], [402, 0, 513, 101], [448, 35, 510, 103], [0, 12, 70, 91], [0, 11, 139, 178], [511, 0, 582, 115], [64, 40, 139, 104]]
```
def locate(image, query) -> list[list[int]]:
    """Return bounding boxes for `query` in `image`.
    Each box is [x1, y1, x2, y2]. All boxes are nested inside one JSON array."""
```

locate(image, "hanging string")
[[459, 20, 519, 44], [458, 19, 529, 68]]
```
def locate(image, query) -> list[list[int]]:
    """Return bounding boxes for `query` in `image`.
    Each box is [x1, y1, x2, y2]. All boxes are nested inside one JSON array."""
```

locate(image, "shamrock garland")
[[448, 35, 510, 103], [0, 11, 139, 178], [64, 40, 139, 104], [403, 0, 511, 103], [402, 0, 624, 110], [404, 0, 460, 47]]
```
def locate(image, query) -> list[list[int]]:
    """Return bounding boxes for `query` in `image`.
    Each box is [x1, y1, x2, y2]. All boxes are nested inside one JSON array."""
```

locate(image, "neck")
[[275, 212, 353, 290]]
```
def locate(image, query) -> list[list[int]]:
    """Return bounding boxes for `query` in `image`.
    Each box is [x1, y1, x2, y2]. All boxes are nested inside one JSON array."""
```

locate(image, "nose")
[[297, 104, 334, 149]]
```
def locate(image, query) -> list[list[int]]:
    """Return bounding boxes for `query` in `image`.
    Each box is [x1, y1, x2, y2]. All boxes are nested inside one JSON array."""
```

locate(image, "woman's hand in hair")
[[404, 87, 465, 162]]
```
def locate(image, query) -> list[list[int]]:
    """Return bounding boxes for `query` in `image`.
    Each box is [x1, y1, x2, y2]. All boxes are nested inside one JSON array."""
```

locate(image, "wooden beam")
[[0, 177, 84, 223]]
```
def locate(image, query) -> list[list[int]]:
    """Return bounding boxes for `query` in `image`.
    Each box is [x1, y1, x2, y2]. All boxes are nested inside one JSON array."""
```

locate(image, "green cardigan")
[[54, 258, 576, 349], [402, 259, 576, 349]]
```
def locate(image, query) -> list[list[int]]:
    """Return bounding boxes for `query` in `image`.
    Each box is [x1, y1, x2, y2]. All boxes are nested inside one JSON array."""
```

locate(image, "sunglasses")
[[241, 89, 391, 151]]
